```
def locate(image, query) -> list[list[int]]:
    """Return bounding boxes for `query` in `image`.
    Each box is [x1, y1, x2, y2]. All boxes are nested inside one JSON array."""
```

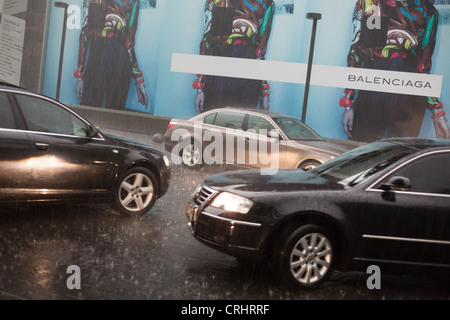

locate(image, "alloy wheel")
[[182, 143, 201, 167], [118, 172, 154, 213], [289, 232, 332, 285]]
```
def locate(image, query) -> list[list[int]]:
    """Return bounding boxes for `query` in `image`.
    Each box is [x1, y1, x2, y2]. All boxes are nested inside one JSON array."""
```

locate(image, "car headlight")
[[210, 192, 253, 214]]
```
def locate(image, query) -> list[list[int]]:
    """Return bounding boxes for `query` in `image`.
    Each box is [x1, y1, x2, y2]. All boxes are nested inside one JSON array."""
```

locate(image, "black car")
[[0, 84, 170, 216], [186, 138, 450, 289]]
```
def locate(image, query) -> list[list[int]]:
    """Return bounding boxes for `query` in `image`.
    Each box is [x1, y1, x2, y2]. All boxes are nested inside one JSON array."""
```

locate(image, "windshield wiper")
[[347, 157, 402, 187]]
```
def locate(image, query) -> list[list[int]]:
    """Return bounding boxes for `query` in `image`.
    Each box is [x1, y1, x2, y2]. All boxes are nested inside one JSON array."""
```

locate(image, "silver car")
[[164, 108, 352, 170]]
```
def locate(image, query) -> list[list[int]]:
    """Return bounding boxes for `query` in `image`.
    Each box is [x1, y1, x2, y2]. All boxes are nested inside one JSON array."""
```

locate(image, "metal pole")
[[301, 13, 321, 124], [55, 2, 69, 101]]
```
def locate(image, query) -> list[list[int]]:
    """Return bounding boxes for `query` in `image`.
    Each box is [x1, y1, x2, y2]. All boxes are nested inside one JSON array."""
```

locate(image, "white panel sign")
[[171, 53, 443, 98], [0, 13, 25, 86], [3, 0, 28, 15]]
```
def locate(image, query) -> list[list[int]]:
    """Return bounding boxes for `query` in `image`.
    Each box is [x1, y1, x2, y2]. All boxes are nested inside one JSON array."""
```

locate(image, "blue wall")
[[419, 14, 450, 138], [42, 0, 449, 140]]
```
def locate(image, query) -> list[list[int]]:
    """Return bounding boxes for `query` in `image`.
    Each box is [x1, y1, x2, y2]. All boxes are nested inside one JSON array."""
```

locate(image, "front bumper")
[[186, 188, 268, 261]]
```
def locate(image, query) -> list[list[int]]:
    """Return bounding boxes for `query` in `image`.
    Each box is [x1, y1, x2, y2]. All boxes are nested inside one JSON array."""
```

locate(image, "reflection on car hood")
[[291, 140, 349, 156], [105, 134, 163, 156], [203, 169, 344, 194]]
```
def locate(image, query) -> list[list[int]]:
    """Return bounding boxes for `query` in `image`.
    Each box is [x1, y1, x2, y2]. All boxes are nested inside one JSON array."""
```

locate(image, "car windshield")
[[273, 117, 323, 141], [309, 141, 417, 186]]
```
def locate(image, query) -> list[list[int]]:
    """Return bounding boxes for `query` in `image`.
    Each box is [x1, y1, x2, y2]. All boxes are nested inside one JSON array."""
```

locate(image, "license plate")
[[186, 202, 198, 223]]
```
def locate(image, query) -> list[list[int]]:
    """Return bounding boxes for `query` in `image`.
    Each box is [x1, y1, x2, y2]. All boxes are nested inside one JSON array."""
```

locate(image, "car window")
[[311, 141, 415, 186], [0, 92, 17, 129], [383, 152, 450, 195], [15, 94, 90, 137], [204, 113, 216, 125], [213, 111, 245, 130], [273, 117, 323, 141], [247, 115, 276, 135]]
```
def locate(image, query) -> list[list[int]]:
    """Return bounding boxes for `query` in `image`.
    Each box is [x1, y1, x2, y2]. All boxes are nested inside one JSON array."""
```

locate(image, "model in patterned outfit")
[[340, 0, 449, 142], [193, 0, 275, 113], [74, 0, 148, 110]]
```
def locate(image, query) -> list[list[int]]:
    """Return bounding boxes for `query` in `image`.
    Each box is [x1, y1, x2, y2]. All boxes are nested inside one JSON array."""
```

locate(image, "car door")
[[0, 91, 37, 201], [13, 92, 116, 200], [201, 112, 222, 165], [240, 114, 286, 169], [208, 111, 246, 165], [361, 151, 450, 268]]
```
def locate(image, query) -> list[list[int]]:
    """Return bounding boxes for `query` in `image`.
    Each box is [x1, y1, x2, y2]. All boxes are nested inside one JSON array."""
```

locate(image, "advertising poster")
[[42, 0, 450, 143], [0, 0, 27, 86]]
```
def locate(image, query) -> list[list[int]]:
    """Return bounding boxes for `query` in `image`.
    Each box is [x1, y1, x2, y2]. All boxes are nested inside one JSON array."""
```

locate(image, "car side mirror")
[[86, 125, 98, 139], [380, 176, 411, 191], [153, 133, 164, 145]]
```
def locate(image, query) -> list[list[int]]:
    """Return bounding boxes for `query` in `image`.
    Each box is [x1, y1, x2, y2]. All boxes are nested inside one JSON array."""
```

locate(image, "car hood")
[[203, 169, 344, 195], [291, 140, 350, 156], [105, 134, 164, 157]]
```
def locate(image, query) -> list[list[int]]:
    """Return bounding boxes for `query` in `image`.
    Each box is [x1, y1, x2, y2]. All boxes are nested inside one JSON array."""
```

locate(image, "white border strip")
[[171, 53, 443, 98], [363, 234, 450, 245]]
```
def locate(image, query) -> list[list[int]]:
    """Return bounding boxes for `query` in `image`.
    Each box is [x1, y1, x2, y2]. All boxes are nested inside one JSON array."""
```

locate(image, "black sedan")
[[186, 138, 450, 289], [0, 84, 170, 216]]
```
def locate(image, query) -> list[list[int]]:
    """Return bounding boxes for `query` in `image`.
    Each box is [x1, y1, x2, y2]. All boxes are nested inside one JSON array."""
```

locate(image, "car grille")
[[192, 185, 216, 207], [195, 214, 231, 246], [195, 221, 218, 243]]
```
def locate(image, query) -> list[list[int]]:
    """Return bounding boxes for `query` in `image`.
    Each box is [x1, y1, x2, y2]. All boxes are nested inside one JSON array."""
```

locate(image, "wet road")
[[0, 130, 449, 300]]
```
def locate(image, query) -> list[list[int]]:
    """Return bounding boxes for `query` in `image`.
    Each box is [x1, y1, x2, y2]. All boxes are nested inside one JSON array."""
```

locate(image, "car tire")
[[298, 160, 321, 171], [180, 140, 203, 169], [113, 167, 158, 216], [278, 224, 335, 290]]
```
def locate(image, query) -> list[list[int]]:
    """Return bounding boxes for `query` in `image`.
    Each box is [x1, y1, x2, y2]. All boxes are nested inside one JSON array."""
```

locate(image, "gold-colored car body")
[[164, 108, 354, 170]]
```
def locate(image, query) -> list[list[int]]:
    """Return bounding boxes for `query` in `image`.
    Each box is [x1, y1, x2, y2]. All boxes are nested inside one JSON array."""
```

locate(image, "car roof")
[[373, 137, 450, 151], [206, 107, 295, 119], [0, 82, 28, 92], [0, 81, 16, 87], [0, 82, 61, 103]]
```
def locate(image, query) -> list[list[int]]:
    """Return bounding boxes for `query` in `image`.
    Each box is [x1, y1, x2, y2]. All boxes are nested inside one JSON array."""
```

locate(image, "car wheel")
[[298, 160, 321, 171], [180, 140, 203, 169], [114, 167, 158, 216], [278, 224, 335, 289]]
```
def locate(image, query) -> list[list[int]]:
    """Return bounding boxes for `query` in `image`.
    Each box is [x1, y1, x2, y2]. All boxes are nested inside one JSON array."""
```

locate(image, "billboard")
[[42, 0, 450, 142]]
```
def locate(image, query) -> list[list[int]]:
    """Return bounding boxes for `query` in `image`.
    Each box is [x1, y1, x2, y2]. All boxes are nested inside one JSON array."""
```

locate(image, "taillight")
[[167, 119, 179, 130]]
